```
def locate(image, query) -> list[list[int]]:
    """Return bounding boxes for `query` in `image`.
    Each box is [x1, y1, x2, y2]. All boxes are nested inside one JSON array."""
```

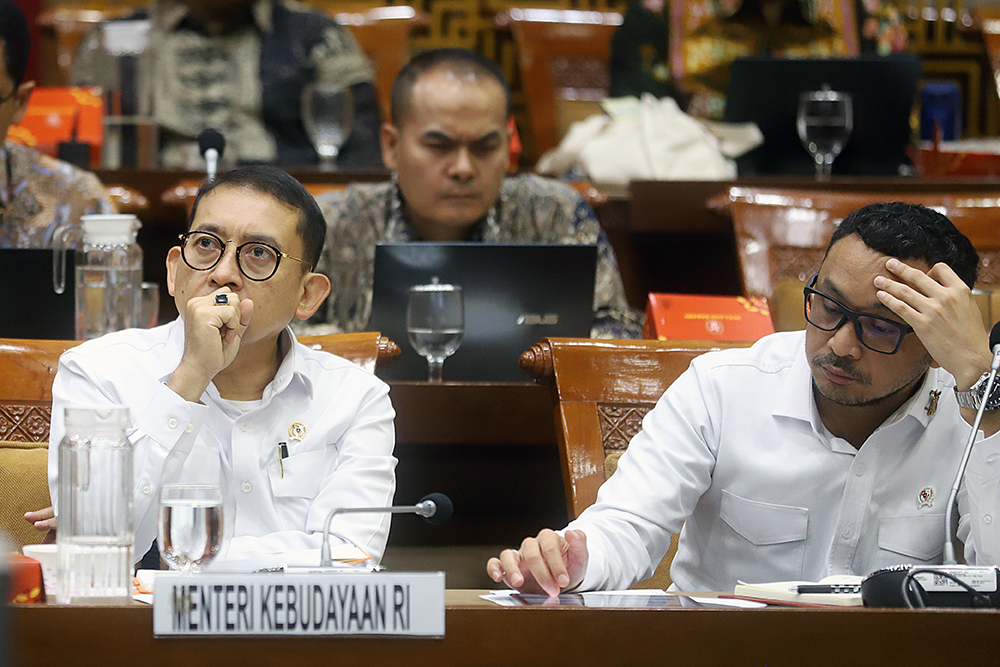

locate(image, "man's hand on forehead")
[[875, 258, 990, 388]]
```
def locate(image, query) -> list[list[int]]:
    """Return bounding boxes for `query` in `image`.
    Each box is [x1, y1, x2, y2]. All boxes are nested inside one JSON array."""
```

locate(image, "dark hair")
[[189, 166, 326, 269], [827, 202, 979, 288], [0, 0, 30, 87], [391, 48, 511, 125]]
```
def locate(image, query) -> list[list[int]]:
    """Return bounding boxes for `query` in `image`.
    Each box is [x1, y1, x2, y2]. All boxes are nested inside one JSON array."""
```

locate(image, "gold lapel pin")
[[289, 422, 307, 441]]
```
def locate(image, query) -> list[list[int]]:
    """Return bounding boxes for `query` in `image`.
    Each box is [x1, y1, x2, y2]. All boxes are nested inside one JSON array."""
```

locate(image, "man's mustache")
[[812, 353, 871, 385]]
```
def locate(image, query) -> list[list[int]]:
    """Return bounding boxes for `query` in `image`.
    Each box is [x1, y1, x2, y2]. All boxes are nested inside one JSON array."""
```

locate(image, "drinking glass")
[[158, 485, 223, 574], [407, 281, 464, 383], [302, 84, 354, 171], [797, 88, 853, 180]]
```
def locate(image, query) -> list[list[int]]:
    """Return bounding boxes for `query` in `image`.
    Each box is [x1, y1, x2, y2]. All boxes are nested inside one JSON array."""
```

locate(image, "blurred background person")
[[301, 48, 642, 339], [610, 0, 908, 118], [609, 0, 686, 104], [0, 0, 113, 249], [70, 0, 383, 169]]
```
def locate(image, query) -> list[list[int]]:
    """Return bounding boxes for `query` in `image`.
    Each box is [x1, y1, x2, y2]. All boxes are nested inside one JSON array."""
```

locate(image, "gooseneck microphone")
[[319, 494, 453, 567], [943, 321, 1000, 565], [198, 129, 226, 182], [862, 321, 1000, 608]]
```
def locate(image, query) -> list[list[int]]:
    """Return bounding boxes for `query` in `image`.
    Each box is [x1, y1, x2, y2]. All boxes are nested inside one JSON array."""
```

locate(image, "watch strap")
[[954, 372, 1000, 411]]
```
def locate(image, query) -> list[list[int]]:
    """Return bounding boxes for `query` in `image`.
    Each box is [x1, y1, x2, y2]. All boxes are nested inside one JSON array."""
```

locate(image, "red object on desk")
[[644, 293, 774, 342], [8, 86, 104, 169], [5, 553, 45, 604]]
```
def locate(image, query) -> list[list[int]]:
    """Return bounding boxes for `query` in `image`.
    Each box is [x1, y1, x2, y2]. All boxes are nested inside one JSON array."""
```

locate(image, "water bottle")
[[57, 407, 134, 604], [74, 214, 143, 341]]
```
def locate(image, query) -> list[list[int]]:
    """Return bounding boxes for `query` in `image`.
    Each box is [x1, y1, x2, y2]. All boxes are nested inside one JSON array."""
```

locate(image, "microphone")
[[319, 493, 453, 567], [862, 322, 1000, 608], [198, 129, 225, 182]]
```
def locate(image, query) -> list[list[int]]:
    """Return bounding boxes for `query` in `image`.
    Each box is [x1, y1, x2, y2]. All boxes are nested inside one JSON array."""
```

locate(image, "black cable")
[[901, 567, 992, 609]]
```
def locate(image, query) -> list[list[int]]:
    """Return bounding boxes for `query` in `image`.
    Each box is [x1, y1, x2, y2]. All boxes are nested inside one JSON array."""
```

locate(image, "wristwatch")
[[954, 372, 1000, 411]]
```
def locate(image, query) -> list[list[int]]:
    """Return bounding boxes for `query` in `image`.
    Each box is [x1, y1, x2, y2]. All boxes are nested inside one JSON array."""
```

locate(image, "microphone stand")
[[319, 496, 451, 567], [943, 345, 1000, 564]]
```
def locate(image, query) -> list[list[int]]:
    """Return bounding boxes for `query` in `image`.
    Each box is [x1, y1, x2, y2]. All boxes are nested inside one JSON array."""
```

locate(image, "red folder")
[[644, 293, 774, 342]]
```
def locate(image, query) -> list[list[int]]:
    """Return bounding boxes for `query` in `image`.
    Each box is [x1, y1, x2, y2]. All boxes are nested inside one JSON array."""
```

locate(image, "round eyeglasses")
[[803, 274, 914, 355], [177, 231, 311, 282]]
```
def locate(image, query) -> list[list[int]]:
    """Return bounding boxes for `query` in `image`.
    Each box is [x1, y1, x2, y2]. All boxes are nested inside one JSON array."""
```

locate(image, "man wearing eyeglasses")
[[29, 165, 397, 568], [488, 201, 1000, 595]]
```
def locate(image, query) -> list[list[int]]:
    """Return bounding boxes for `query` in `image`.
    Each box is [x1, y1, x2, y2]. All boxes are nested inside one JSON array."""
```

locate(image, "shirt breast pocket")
[[267, 449, 327, 500], [877, 514, 945, 565], [717, 489, 809, 583]]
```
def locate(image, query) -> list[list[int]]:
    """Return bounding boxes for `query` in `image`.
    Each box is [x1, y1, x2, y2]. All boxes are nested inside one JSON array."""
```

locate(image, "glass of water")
[[302, 83, 354, 171], [158, 484, 223, 574], [797, 87, 853, 180], [407, 280, 464, 383]]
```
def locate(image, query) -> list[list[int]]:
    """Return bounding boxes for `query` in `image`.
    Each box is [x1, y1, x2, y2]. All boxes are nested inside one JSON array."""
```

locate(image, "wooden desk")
[[10, 592, 1000, 666]]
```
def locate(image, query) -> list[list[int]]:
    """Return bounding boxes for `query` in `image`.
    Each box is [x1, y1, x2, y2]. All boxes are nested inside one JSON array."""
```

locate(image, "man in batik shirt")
[[0, 0, 113, 249], [302, 49, 642, 339], [71, 0, 382, 168]]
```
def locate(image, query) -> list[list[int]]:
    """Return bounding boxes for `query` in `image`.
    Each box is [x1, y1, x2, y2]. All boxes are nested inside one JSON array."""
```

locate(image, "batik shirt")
[[0, 141, 114, 248], [71, 0, 381, 168], [299, 175, 643, 339]]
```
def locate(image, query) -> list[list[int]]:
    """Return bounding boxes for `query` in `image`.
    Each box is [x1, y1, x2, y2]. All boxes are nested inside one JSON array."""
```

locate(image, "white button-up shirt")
[[48, 320, 397, 567], [570, 331, 1000, 592]]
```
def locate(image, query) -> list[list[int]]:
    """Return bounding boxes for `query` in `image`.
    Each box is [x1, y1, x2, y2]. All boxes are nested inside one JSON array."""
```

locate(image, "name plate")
[[152, 571, 445, 637]]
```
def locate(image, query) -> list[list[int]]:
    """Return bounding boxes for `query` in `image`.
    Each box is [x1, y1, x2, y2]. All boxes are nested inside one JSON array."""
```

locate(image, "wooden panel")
[[11, 597, 1000, 667], [557, 401, 605, 519]]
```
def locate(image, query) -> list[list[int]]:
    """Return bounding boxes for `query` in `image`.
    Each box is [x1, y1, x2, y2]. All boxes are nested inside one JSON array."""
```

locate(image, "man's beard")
[[810, 352, 930, 408]]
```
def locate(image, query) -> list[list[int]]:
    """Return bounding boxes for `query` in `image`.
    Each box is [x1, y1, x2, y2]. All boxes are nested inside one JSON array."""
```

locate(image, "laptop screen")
[[369, 243, 597, 382], [0, 249, 76, 339], [724, 55, 921, 176]]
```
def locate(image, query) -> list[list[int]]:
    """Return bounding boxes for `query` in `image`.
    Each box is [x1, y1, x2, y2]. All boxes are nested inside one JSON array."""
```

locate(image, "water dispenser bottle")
[[57, 407, 134, 604]]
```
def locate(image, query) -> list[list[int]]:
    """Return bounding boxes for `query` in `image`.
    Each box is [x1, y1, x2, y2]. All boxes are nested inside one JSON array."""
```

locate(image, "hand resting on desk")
[[486, 529, 588, 597]]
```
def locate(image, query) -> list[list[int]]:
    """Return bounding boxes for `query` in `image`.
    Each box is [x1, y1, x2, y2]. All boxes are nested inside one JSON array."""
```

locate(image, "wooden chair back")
[[332, 6, 427, 123], [520, 337, 747, 588], [496, 8, 622, 161], [0, 332, 399, 443], [715, 187, 1000, 331]]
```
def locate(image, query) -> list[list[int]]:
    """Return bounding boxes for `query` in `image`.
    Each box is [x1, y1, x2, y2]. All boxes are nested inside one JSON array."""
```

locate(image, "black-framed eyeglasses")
[[177, 231, 311, 282], [803, 274, 914, 355]]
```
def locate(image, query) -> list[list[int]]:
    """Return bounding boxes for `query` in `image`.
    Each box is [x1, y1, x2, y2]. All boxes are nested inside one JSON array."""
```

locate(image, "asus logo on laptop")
[[517, 313, 559, 326]]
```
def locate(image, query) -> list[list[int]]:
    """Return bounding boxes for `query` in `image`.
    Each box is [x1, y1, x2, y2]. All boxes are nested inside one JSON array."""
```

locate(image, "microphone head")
[[419, 493, 453, 526], [990, 321, 1000, 351], [198, 129, 226, 158]]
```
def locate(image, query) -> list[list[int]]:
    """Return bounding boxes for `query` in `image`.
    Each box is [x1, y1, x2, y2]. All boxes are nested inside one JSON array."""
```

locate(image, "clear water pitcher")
[[72, 214, 144, 340], [57, 407, 134, 604]]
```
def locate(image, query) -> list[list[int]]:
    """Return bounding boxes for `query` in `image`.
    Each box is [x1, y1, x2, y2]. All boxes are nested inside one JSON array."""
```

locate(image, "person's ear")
[[381, 123, 400, 172], [11, 81, 34, 126], [166, 246, 181, 297], [294, 272, 331, 320]]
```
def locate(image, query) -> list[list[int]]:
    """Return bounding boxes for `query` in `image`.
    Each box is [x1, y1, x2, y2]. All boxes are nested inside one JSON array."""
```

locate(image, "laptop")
[[723, 55, 921, 176], [369, 243, 598, 382], [0, 249, 76, 339]]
